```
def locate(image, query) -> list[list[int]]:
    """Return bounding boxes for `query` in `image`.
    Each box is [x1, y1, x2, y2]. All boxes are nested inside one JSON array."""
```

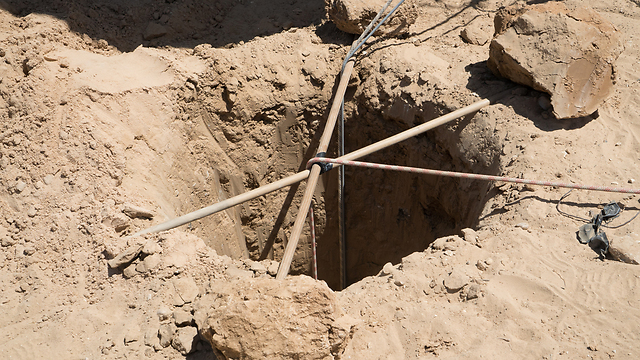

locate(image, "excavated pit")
[[178, 39, 504, 290]]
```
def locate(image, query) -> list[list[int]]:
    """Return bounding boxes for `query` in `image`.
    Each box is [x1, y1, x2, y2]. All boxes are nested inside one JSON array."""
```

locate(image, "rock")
[[380, 262, 394, 276], [515, 222, 529, 230], [122, 203, 154, 219], [143, 22, 168, 40], [226, 265, 253, 280], [171, 326, 198, 355], [172, 276, 200, 304], [123, 263, 139, 278], [267, 261, 279, 276], [43, 174, 54, 185], [460, 17, 492, 46], [487, 3, 623, 119], [173, 309, 193, 326], [444, 269, 469, 292], [248, 260, 267, 274], [144, 329, 160, 348], [463, 284, 480, 300], [23, 246, 35, 256], [1, 236, 16, 247], [136, 253, 161, 273], [461, 228, 478, 243], [15, 180, 26, 193], [608, 235, 640, 265], [476, 259, 488, 271], [157, 306, 173, 321], [26, 206, 37, 218], [158, 323, 177, 348], [326, 0, 417, 37], [107, 245, 143, 268], [197, 277, 355, 359]]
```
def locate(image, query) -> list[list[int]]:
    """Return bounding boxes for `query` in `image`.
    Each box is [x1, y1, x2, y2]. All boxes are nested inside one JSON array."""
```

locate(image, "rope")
[[309, 201, 318, 280], [306, 157, 640, 195]]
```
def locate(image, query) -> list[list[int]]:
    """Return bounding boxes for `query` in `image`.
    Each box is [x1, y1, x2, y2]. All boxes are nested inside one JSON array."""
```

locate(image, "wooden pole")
[[275, 59, 356, 279]]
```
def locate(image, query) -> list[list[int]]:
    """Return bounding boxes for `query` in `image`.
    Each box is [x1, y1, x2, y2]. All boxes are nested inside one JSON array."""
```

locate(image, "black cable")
[[556, 189, 640, 229]]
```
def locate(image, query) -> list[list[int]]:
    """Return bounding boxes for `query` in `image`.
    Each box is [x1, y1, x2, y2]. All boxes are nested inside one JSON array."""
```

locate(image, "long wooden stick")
[[275, 59, 356, 279], [275, 98, 490, 280]]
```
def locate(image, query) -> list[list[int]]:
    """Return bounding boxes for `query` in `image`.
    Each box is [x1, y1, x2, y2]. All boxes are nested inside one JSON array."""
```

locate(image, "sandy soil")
[[0, 0, 640, 359]]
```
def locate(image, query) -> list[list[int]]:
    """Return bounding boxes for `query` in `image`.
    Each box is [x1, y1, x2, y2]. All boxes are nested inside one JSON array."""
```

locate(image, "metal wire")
[[338, 0, 405, 289], [309, 201, 318, 280]]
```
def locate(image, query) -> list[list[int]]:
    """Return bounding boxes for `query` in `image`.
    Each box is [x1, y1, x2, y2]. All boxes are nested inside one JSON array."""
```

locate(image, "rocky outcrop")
[[325, 0, 417, 36], [487, 2, 623, 119], [195, 276, 357, 359]]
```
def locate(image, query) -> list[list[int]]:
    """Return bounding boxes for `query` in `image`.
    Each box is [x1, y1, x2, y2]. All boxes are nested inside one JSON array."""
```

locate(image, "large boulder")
[[487, 2, 623, 119], [195, 276, 357, 359], [325, 0, 417, 36]]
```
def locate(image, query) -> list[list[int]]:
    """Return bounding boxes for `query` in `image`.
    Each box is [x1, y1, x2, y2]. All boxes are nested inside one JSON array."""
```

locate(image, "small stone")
[[43, 174, 54, 185], [157, 306, 172, 321], [15, 180, 26, 193], [444, 269, 469, 292], [461, 228, 478, 243], [158, 323, 177, 348], [27, 206, 37, 218], [172, 276, 200, 303], [23, 246, 35, 256], [460, 17, 492, 46], [1, 236, 16, 247], [171, 326, 198, 355], [248, 261, 267, 274], [464, 284, 480, 300], [123, 263, 139, 278], [267, 261, 279, 276], [380, 262, 394, 276], [136, 253, 161, 273], [476, 260, 488, 271], [515, 222, 529, 230], [485, 258, 494, 265], [173, 310, 193, 326], [144, 330, 159, 347], [629, 179, 635, 184], [122, 203, 154, 219], [107, 245, 143, 268], [34, 181, 43, 190]]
